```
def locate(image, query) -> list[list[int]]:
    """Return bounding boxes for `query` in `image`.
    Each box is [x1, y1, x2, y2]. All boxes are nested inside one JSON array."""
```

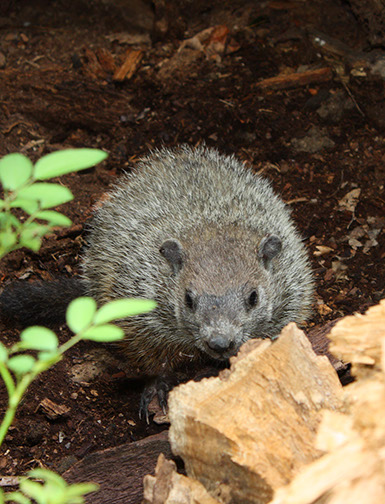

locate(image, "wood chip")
[[113, 49, 143, 82], [256, 67, 333, 90], [38, 397, 70, 420], [95, 47, 116, 74], [83, 48, 106, 80], [0, 476, 19, 487]]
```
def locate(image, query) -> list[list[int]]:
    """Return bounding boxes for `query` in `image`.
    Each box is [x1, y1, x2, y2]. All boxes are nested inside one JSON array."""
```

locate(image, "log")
[[307, 319, 344, 371], [269, 299, 385, 503], [168, 323, 342, 504], [63, 431, 172, 504]]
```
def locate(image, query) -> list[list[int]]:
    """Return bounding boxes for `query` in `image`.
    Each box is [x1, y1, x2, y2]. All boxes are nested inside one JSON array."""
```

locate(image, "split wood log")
[[63, 431, 172, 504], [328, 299, 385, 379], [143, 454, 221, 504], [168, 323, 342, 504], [269, 299, 385, 504]]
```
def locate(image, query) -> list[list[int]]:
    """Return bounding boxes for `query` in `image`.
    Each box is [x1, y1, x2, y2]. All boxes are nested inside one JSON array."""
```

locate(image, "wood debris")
[[256, 67, 333, 90], [157, 25, 238, 80], [338, 188, 361, 213], [178, 25, 238, 57], [270, 299, 385, 504], [83, 48, 108, 80], [165, 323, 342, 504], [113, 49, 143, 82], [0, 476, 20, 487], [143, 454, 221, 504], [94, 47, 116, 74], [143, 301, 385, 504], [38, 397, 70, 420], [328, 299, 385, 378], [64, 432, 172, 504], [105, 32, 151, 47], [82, 47, 142, 81]]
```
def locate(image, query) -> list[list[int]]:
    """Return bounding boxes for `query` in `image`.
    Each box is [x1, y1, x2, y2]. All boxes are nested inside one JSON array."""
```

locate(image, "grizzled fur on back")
[[82, 145, 313, 375]]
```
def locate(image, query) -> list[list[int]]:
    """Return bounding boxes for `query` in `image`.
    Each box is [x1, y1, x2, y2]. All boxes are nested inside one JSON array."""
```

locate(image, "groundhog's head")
[[159, 229, 282, 361]]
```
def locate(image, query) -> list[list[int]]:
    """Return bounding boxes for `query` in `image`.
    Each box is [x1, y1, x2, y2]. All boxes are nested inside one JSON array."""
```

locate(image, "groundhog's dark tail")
[[0, 277, 87, 327]]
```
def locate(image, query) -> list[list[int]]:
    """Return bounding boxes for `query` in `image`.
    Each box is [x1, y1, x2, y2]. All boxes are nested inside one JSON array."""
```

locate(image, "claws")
[[139, 377, 171, 423]]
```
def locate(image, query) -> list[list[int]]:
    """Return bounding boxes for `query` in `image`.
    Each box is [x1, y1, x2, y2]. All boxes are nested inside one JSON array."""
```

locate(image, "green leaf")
[[27, 468, 66, 488], [0, 342, 8, 363], [19, 227, 43, 252], [38, 351, 61, 364], [66, 297, 97, 333], [3, 491, 30, 504], [18, 480, 46, 502], [0, 231, 17, 251], [0, 213, 21, 230], [10, 199, 39, 214], [20, 326, 59, 351], [81, 324, 125, 342], [0, 153, 33, 190], [94, 298, 157, 325], [20, 237, 41, 252], [18, 183, 73, 209], [35, 210, 72, 227], [8, 355, 35, 375], [65, 482, 99, 498], [34, 149, 108, 180]]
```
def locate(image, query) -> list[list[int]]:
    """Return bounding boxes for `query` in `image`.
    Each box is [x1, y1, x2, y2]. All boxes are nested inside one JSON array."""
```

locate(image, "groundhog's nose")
[[206, 334, 234, 354]]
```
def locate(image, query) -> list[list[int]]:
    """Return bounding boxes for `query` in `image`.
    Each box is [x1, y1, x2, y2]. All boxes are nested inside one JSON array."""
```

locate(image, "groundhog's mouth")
[[202, 346, 239, 361]]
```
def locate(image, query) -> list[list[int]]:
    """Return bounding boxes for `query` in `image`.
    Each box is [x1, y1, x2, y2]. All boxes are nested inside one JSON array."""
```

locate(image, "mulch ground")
[[0, 0, 384, 488]]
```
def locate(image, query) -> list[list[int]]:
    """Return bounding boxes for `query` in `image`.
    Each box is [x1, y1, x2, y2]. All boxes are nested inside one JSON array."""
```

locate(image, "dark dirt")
[[0, 0, 384, 488]]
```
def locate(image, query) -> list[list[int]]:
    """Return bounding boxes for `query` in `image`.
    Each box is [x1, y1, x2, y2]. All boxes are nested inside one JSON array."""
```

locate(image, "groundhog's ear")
[[160, 239, 184, 274], [258, 234, 282, 269]]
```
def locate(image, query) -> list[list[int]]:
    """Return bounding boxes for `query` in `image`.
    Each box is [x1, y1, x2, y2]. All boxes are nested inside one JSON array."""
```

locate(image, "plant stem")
[[0, 357, 60, 447], [0, 332, 82, 447], [59, 333, 82, 354], [0, 405, 17, 447], [0, 372, 31, 446], [0, 363, 15, 397]]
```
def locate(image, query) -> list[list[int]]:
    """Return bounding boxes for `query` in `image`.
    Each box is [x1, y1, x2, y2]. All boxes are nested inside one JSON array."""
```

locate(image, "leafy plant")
[[0, 149, 157, 503], [0, 149, 108, 259], [0, 296, 156, 504], [1, 468, 98, 504], [0, 296, 156, 446]]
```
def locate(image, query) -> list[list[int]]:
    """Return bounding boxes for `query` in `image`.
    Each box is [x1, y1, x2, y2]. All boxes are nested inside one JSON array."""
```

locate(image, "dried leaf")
[[338, 188, 361, 212]]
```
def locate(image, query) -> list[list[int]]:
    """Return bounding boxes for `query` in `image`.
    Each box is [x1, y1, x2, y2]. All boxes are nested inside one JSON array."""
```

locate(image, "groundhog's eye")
[[185, 291, 195, 310], [247, 290, 258, 309]]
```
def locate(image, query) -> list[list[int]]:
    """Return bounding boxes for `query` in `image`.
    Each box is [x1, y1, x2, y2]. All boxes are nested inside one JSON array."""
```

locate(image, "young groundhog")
[[83, 145, 313, 365], [1, 145, 314, 416]]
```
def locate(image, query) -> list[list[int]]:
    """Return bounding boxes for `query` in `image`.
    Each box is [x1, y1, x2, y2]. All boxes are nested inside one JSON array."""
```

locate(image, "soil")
[[0, 0, 384, 488]]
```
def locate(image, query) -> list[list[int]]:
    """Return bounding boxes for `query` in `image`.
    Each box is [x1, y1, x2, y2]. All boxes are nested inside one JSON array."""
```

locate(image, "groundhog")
[[1, 145, 314, 417]]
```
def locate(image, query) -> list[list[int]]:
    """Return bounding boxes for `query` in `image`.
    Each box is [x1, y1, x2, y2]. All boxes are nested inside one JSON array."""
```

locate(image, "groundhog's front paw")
[[139, 377, 171, 423]]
